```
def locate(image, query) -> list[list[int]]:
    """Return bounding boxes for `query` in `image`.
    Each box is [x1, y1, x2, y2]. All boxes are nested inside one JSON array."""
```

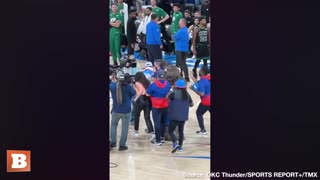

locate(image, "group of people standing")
[[109, 0, 211, 153], [110, 63, 211, 153], [109, 0, 211, 79]]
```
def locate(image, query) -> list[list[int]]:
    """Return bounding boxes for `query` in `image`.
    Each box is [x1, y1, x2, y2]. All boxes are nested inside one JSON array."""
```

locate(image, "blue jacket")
[[173, 27, 189, 52], [146, 21, 163, 45], [110, 82, 136, 113], [193, 74, 211, 106], [167, 89, 193, 121], [146, 80, 171, 108]]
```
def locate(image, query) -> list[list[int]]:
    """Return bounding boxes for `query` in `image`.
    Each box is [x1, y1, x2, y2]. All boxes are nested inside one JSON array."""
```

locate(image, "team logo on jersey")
[[110, 18, 116, 22]]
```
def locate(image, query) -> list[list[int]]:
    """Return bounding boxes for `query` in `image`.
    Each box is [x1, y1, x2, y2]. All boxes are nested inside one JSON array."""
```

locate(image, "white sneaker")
[[133, 131, 139, 137], [149, 134, 155, 141]]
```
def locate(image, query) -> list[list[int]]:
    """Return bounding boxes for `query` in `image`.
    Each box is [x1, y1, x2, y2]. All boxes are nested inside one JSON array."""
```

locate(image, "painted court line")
[[173, 156, 210, 159]]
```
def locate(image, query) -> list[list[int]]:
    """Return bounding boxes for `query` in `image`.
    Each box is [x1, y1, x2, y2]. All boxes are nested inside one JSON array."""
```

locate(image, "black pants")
[[127, 41, 135, 56], [176, 51, 189, 79], [147, 44, 162, 65], [152, 107, 168, 143], [134, 96, 153, 133], [142, 34, 149, 60], [160, 23, 172, 52], [196, 104, 211, 130], [193, 45, 209, 71], [169, 120, 185, 146], [193, 59, 208, 72]]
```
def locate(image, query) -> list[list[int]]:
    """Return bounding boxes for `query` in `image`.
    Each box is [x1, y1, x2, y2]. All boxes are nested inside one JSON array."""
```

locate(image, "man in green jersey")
[[171, 3, 183, 54], [150, 0, 173, 54], [171, 4, 183, 35], [117, 0, 124, 14], [110, 4, 123, 65], [117, 0, 127, 54]]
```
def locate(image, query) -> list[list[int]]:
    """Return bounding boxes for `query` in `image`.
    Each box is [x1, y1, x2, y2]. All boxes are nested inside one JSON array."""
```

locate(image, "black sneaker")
[[119, 146, 128, 151], [150, 139, 162, 146], [145, 128, 154, 134], [196, 130, 208, 135], [161, 137, 166, 143], [171, 143, 179, 153], [109, 142, 116, 150], [192, 69, 197, 79]]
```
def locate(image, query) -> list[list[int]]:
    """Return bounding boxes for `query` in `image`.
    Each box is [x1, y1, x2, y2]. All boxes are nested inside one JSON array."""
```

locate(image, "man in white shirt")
[[137, 7, 154, 60]]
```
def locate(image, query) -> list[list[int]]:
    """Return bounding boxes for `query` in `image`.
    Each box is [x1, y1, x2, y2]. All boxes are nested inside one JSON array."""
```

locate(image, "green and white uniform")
[[152, 7, 167, 23], [171, 11, 183, 35], [109, 12, 123, 62]]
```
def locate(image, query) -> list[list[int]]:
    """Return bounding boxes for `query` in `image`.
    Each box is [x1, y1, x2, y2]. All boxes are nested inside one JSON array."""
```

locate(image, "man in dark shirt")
[[184, 10, 193, 28], [200, 0, 210, 22], [126, 9, 138, 56]]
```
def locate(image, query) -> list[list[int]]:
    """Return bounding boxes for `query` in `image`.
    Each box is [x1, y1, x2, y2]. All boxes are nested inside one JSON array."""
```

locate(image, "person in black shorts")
[[192, 16, 210, 78]]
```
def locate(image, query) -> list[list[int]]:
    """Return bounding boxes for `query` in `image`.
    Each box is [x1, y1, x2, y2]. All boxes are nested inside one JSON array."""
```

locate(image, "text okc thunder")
[[183, 172, 318, 178]]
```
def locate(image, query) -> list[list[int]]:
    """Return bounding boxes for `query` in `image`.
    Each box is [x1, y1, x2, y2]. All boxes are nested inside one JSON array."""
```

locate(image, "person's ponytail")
[[116, 81, 123, 104]]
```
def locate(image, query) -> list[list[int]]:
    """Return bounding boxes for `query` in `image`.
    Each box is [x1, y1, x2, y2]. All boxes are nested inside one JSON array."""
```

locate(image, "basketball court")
[[109, 59, 211, 180]]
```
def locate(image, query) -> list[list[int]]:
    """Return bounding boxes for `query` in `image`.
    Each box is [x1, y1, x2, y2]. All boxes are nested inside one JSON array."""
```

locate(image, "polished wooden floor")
[[109, 60, 211, 180]]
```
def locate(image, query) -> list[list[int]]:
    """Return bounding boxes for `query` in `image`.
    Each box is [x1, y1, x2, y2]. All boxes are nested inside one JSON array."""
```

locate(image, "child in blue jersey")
[[190, 66, 211, 135], [146, 69, 171, 145]]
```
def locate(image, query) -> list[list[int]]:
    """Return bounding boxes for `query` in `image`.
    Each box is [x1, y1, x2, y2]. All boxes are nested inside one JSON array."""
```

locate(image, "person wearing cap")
[[127, 9, 138, 56], [146, 69, 171, 145], [143, 62, 156, 81], [110, 72, 136, 151], [173, 18, 190, 82], [190, 66, 211, 135], [166, 78, 194, 152], [192, 16, 210, 78]]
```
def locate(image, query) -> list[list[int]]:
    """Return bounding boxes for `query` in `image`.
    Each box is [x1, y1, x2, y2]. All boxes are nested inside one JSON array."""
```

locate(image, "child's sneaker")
[[171, 143, 179, 153], [150, 139, 162, 146], [196, 130, 208, 135], [161, 137, 165, 143], [149, 133, 155, 141], [177, 146, 183, 152], [133, 131, 139, 137]]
